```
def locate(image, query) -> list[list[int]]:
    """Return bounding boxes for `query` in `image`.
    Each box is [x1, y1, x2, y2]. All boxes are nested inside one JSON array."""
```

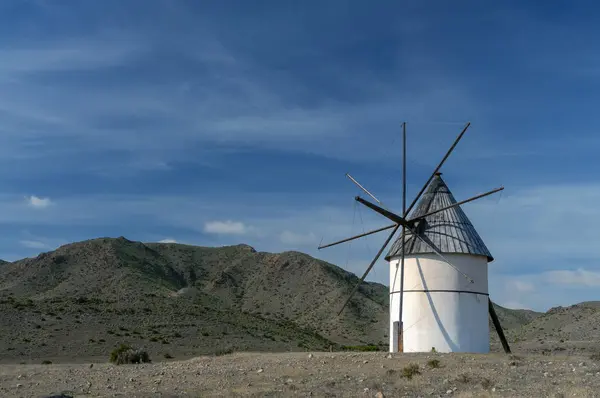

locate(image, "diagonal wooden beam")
[[337, 224, 400, 316], [318, 224, 398, 250], [488, 298, 512, 354], [405, 122, 471, 216], [354, 196, 411, 228], [408, 187, 504, 222]]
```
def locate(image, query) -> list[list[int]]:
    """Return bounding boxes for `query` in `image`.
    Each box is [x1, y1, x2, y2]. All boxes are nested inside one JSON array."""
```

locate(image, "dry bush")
[[401, 363, 421, 379], [109, 344, 151, 365]]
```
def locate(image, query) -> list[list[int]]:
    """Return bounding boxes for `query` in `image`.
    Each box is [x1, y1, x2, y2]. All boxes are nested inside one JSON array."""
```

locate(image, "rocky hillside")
[[0, 237, 388, 363], [500, 301, 600, 353], [0, 237, 552, 363]]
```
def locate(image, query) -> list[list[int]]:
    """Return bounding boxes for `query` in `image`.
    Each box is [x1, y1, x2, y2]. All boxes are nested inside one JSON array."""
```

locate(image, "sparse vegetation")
[[427, 359, 441, 368], [401, 363, 421, 379], [214, 347, 234, 356], [109, 344, 151, 365], [340, 345, 379, 352]]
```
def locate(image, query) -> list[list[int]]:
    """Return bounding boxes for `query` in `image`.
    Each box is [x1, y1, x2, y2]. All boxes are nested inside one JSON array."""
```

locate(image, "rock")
[[90, 364, 93, 368], [446, 390, 453, 395], [386, 354, 392, 359], [257, 368, 264, 373], [364, 387, 370, 393], [308, 354, 313, 359], [16, 384, 23, 388], [375, 392, 385, 398], [363, 360, 369, 364]]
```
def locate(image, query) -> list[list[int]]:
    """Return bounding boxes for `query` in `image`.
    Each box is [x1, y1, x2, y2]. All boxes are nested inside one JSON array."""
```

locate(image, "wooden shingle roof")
[[385, 173, 493, 262]]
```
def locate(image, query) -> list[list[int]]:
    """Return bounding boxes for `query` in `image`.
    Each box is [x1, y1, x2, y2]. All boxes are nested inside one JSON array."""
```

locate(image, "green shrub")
[[109, 344, 151, 365], [427, 359, 441, 369], [41, 360, 52, 365], [214, 347, 234, 356], [340, 345, 379, 352], [401, 363, 420, 379]]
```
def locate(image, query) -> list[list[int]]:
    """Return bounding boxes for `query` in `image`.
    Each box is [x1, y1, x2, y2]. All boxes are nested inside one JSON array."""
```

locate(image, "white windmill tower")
[[318, 122, 511, 354]]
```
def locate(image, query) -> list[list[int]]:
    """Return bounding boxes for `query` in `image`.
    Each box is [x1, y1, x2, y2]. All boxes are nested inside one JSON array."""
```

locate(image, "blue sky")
[[1, 0, 600, 312]]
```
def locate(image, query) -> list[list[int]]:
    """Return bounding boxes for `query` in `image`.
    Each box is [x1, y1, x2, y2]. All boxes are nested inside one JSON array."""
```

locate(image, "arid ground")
[[2, 351, 600, 397]]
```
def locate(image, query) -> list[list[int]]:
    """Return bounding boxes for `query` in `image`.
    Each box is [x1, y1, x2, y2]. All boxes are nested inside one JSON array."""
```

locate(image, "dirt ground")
[[1, 351, 600, 398]]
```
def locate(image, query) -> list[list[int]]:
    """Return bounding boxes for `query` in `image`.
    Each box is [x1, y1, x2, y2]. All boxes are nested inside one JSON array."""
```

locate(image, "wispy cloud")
[[543, 269, 600, 287], [25, 195, 52, 209], [158, 238, 177, 244], [279, 230, 318, 246], [203, 220, 249, 235], [19, 240, 50, 249]]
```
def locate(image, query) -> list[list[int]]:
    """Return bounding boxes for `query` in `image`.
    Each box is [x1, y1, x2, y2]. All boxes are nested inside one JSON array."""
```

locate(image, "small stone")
[[375, 392, 385, 398], [544, 372, 549, 377], [17, 375, 24, 379], [257, 368, 264, 373], [446, 390, 453, 395], [363, 360, 369, 364], [492, 388, 496, 392], [364, 387, 370, 393], [443, 379, 449, 384], [308, 354, 313, 359], [16, 384, 22, 388], [89, 364, 93, 368], [386, 354, 392, 359]]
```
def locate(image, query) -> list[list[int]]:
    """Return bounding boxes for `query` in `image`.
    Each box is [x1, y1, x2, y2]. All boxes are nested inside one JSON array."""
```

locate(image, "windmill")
[[318, 122, 511, 354]]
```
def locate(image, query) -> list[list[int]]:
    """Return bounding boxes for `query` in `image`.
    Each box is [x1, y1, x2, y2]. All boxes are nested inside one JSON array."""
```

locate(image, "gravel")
[[1, 351, 599, 397]]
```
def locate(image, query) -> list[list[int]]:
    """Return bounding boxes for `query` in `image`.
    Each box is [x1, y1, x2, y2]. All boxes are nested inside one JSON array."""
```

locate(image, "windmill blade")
[[405, 225, 474, 283], [337, 224, 400, 316], [405, 122, 471, 216], [409, 186, 504, 222], [346, 173, 383, 205], [355, 196, 409, 227], [318, 223, 397, 250]]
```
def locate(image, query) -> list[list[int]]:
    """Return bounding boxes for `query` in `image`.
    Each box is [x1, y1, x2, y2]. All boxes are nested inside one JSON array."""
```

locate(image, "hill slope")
[[0, 237, 388, 362], [0, 237, 546, 362]]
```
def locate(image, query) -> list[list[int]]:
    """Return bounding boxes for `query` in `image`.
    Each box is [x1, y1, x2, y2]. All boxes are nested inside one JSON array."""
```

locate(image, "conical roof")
[[385, 173, 493, 262]]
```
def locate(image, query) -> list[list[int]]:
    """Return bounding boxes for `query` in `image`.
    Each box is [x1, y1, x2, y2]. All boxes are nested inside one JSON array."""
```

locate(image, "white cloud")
[[25, 195, 52, 209], [511, 280, 536, 293], [19, 240, 50, 249], [203, 220, 248, 235], [543, 268, 600, 287], [279, 230, 318, 246], [158, 238, 177, 243]]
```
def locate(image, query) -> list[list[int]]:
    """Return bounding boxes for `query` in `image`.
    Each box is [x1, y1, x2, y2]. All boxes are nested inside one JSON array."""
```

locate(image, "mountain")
[[500, 301, 600, 354], [491, 303, 542, 331], [0, 237, 388, 363], [0, 259, 7, 265], [0, 237, 551, 363]]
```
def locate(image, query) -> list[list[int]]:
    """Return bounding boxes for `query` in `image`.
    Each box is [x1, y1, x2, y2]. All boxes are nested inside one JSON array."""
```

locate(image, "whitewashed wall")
[[388, 253, 489, 353]]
